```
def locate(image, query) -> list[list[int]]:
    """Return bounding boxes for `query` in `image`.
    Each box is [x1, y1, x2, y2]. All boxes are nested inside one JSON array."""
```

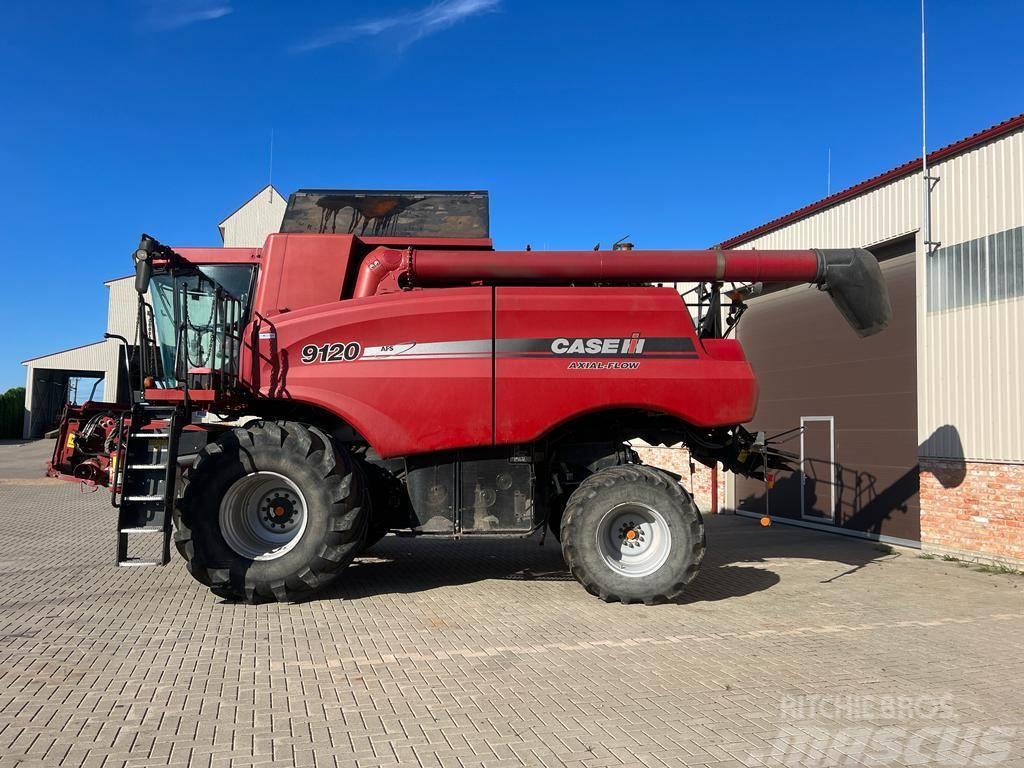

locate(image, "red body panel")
[[243, 288, 493, 457], [238, 280, 759, 458], [253, 234, 357, 314], [144, 389, 218, 402], [494, 287, 757, 443]]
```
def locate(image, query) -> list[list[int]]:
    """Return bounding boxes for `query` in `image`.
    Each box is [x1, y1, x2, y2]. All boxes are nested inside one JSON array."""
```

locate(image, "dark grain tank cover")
[[280, 189, 489, 238]]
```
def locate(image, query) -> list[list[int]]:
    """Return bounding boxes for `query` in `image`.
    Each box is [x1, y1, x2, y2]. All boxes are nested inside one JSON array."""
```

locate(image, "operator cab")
[[147, 265, 255, 388], [133, 237, 257, 398]]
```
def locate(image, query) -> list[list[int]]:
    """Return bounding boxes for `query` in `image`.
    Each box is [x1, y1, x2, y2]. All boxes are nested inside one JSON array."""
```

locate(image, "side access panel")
[[404, 448, 535, 535], [247, 287, 493, 458], [494, 286, 758, 444]]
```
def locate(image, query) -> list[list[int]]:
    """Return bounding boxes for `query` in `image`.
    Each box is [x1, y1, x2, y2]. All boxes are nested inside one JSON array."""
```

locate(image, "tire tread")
[[172, 420, 366, 603], [560, 464, 706, 605]]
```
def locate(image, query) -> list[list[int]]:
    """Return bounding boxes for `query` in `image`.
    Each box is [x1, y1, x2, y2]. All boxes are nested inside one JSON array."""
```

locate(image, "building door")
[[734, 241, 920, 543], [800, 416, 835, 520]]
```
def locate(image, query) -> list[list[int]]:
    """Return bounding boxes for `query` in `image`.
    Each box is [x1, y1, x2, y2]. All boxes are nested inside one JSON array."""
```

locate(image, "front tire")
[[560, 465, 705, 604], [173, 420, 367, 602]]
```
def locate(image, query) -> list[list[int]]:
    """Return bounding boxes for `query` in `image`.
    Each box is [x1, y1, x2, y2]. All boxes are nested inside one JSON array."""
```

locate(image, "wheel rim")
[[219, 471, 308, 561], [596, 502, 672, 577]]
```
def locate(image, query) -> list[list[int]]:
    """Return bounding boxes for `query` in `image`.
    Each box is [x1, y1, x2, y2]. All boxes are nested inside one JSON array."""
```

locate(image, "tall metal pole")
[[921, 0, 934, 252]]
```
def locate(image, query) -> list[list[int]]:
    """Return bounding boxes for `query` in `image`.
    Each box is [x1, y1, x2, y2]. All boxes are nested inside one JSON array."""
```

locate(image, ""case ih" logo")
[[551, 333, 646, 356]]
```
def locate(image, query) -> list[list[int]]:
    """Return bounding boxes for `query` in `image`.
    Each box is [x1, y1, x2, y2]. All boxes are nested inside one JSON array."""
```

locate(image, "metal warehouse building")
[[716, 113, 1024, 566], [21, 277, 136, 438]]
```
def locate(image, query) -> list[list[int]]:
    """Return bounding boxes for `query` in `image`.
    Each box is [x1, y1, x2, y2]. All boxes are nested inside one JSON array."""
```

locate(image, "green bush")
[[0, 387, 26, 439]]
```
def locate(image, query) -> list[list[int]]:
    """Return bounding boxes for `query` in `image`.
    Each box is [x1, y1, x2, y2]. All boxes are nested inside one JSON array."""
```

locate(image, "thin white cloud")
[[295, 0, 499, 53], [143, 1, 233, 30]]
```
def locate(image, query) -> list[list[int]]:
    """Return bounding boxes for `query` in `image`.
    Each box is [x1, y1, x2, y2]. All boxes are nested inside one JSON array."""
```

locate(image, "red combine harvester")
[[50, 190, 891, 604]]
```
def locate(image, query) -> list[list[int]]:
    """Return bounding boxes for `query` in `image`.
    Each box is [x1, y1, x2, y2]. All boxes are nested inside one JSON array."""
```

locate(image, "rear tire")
[[560, 465, 705, 604], [172, 420, 367, 603]]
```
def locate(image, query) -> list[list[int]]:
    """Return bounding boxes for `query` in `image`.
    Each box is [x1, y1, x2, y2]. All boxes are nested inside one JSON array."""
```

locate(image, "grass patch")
[[974, 563, 1024, 576], [874, 544, 894, 555], [927, 552, 1023, 575]]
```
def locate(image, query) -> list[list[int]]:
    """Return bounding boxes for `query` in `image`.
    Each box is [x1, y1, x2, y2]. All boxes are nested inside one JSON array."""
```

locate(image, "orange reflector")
[[760, 516, 772, 527]]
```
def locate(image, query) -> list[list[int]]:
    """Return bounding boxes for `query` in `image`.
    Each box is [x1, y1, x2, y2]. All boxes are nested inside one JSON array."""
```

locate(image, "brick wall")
[[920, 458, 1024, 567], [632, 445, 726, 514]]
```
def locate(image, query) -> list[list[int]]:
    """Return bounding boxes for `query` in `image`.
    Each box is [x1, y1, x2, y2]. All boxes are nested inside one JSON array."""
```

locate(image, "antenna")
[[921, 0, 939, 252], [268, 128, 275, 201], [827, 147, 832, 196]]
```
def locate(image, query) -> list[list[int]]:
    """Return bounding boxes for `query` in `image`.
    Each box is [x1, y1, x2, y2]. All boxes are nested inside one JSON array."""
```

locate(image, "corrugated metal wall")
[[106, 277, 137, 340], [23, 341, 117, 373], [22, 340, 122, 436], [221, 186, 286, 248], [920, 129, 1024, 462], [731, 125, 1024, 463], [737, 173, 919, 250]]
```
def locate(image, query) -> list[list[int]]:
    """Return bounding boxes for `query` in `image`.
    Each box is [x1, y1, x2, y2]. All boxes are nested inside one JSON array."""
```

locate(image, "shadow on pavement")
[[290, 512, 897, 605]]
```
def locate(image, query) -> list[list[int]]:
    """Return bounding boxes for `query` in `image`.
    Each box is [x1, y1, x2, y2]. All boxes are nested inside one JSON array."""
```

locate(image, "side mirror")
[[134, 244, 152, 294]]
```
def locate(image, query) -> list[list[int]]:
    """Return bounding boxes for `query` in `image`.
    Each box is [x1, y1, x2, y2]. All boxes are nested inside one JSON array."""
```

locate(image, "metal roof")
[[717, 113, 1024, 248], [21, 339, 112, 366]]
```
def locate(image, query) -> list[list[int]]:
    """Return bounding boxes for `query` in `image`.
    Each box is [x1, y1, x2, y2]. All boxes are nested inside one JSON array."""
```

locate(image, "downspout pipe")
[[353, 247, 408, 299], [812, 248, 893, 337]]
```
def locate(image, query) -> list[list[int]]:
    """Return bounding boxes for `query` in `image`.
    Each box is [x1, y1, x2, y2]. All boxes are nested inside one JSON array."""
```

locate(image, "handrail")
[[110, 411, 128, 509]]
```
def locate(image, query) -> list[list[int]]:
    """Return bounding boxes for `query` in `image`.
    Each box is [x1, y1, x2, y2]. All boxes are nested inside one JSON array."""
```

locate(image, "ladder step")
[[117, 405, 178, 569]]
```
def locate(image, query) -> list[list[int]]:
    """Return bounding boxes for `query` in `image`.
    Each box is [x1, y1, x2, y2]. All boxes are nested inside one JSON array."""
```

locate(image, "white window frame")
[[800, 416, 836, 521]]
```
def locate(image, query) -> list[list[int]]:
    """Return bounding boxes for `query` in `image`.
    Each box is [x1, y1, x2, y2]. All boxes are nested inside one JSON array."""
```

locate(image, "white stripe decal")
[[360, 340, 492, 360]]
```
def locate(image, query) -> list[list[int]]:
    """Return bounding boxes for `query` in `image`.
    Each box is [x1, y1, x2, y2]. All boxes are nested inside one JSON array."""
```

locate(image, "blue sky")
[[1, 0, 1021, 392]]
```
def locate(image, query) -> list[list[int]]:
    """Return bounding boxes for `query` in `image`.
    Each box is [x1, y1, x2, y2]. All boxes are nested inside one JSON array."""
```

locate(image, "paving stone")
[[0, 454, 1022, 767]]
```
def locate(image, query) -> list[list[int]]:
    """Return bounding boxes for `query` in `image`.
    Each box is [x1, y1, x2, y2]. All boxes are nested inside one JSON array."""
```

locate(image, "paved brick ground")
[[1, 442, 1022, 767], [0, 440, 57, 482]]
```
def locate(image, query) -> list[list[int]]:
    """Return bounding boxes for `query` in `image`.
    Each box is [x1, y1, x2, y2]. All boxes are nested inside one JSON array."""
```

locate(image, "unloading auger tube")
[[373, 247, 892, 337]]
